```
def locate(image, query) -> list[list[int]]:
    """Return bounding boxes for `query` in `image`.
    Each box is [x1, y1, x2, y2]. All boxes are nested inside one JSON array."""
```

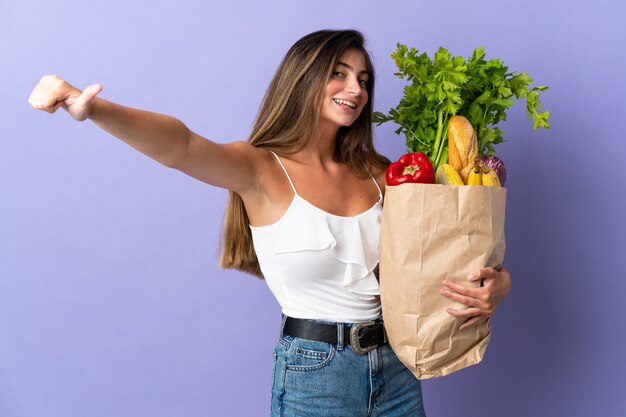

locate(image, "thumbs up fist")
[[28, 75, 103, 121]]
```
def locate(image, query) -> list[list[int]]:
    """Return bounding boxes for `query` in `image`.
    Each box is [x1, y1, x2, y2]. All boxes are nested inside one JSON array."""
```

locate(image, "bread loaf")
[[448, 115, 478, 183]]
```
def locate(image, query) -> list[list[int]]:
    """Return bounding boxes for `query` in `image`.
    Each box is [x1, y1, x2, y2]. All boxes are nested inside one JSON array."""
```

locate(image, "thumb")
[[78, 83, 103, 104], [68, 83, 103, 120]]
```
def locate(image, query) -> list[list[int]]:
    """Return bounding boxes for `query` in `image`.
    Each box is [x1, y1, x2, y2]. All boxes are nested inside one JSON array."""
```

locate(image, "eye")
[[359, 79, 368, 87], [332, 70, 345, 78]]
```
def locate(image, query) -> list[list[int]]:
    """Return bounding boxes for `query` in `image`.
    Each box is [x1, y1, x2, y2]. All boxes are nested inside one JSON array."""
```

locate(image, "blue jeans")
[[270, 319, 426, 416]]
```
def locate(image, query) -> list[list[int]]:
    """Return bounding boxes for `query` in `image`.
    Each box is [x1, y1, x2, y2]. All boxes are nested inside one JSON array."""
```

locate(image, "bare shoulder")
[[215, 140, 277, 174], [225, 142, 284, 191], [221, 140, 264, 158], [369, 163, 386, 180], [368, 162, 388, 197], [178, 137, 277, 194], [235, 145, 296, 226]]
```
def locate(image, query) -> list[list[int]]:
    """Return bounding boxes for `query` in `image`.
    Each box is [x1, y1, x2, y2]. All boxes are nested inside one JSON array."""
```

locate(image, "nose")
[[345, 75, 361, 95]]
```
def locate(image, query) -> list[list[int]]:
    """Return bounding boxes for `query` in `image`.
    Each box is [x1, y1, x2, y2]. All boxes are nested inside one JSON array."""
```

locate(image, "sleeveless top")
[[249, 151, 383, 323]]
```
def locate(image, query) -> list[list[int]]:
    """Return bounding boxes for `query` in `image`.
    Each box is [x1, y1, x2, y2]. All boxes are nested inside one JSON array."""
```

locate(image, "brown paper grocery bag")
[[380, 183, 506, 379]]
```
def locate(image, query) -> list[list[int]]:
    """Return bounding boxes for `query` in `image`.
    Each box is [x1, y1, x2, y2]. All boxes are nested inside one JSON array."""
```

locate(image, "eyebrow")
[[336, 61, 370, 77]]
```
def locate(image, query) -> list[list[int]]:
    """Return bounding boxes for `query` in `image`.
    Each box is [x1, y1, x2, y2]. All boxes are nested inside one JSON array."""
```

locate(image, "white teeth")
[[333, 98, 357, 109]]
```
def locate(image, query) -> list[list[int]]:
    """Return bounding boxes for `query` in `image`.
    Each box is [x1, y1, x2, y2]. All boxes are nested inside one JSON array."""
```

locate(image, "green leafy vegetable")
[[374, 44, 550, 170]]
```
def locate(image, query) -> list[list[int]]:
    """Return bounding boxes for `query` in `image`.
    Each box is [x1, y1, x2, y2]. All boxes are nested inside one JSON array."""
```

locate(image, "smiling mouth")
[[333, 98, 357, 109]]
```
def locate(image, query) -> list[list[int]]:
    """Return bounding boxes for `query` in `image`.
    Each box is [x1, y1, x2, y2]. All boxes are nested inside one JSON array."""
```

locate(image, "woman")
[[29, 29, 511, 416]]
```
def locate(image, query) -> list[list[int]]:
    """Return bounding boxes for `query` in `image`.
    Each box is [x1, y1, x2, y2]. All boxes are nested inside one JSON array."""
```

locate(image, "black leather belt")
[[282, 316, 387, 355]]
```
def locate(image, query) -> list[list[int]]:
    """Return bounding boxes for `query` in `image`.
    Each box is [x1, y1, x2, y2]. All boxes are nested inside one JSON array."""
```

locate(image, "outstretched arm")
[[28, 75, 259, 194]]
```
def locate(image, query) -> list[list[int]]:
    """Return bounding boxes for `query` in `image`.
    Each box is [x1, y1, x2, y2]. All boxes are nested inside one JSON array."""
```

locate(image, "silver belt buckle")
[[350, 321, 378, 355]]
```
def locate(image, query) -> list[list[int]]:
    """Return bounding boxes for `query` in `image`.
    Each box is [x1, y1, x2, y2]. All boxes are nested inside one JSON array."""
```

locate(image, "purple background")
[[1, 1, 625, 416]]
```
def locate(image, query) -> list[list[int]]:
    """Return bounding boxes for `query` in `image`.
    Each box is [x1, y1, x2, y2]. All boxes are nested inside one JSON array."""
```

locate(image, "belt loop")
[[336, 323, 344, 351], [280, 314, 287, 337]]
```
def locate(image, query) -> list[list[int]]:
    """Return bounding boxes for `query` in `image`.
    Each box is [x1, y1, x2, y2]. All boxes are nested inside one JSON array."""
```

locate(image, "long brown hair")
[[219, 29, 389, 278]]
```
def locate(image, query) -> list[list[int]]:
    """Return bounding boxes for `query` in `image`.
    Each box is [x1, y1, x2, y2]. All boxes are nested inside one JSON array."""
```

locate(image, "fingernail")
[[468, 274, 477, 281]]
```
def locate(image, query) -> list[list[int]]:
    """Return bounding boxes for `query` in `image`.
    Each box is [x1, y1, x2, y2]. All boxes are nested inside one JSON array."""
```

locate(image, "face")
[[319, 48, 370, 130]]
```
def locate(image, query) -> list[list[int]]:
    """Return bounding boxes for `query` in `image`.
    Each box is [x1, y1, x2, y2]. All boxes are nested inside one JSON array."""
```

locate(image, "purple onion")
[[482, 155, 507, 186]]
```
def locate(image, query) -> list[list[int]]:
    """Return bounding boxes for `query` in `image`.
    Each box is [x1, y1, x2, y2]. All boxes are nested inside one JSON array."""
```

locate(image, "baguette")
[[448, 115, 478, 183]]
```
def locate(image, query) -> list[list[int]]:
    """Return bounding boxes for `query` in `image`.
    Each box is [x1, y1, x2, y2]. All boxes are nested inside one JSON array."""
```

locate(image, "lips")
[[333, 98, 358, 109]]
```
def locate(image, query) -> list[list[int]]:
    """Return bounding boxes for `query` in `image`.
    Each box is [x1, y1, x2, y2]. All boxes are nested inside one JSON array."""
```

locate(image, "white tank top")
[[249, 151, 383, 323]]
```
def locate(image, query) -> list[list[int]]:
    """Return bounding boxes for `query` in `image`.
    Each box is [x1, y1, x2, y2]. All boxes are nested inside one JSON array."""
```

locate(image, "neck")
[[299, 123, 340, 164]]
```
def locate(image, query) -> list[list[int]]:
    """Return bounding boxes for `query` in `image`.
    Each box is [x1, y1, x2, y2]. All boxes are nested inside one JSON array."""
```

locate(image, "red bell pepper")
[[386, 152, 436, 186]]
